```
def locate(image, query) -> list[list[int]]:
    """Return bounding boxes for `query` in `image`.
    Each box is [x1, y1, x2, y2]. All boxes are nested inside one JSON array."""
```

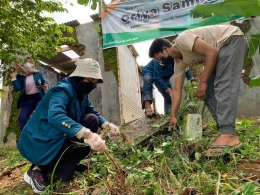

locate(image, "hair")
[[148, 38, 172, 58]]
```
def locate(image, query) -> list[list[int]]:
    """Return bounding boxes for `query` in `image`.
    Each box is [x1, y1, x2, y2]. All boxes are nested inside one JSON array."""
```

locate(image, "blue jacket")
[[12, 72, 47, 109], [17, 78, 107, 165], [142, 59, 193, 91]]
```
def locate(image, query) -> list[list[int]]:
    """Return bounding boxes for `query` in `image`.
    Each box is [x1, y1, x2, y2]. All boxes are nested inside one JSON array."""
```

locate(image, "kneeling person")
[[17, 58, 120, 194]]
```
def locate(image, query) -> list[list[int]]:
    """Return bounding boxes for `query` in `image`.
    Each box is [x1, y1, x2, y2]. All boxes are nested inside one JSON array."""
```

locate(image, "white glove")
[[107, 123, 120, 137], [84, 133, 106, 152]]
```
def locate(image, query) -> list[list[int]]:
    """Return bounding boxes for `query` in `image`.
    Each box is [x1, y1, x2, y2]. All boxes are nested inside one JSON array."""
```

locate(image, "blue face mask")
[[77, 81, 97, 94]]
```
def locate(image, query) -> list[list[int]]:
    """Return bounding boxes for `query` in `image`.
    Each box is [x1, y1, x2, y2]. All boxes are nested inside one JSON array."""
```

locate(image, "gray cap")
[[70, 58, 103, 83]]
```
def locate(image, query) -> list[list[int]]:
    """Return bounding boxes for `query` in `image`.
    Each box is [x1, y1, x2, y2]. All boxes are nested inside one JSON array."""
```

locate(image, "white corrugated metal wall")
[[118, 46, 145, 124]]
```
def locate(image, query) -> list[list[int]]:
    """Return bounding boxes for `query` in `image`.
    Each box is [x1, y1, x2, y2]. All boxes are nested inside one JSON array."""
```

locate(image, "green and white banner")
[[101, 0, 243, 49]]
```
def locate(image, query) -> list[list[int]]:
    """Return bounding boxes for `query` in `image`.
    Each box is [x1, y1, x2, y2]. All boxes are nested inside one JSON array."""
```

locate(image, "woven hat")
[[70, 58, 103, 83]]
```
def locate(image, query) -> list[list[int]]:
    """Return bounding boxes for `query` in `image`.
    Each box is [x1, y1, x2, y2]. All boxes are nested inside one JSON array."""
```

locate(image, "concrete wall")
[[75, 21, 121, 125], [38, 65, 60, 89], [0, 85, 12, 145]]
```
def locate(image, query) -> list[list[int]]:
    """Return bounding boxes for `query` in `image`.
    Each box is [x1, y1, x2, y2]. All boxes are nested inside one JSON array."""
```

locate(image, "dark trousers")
[[38, 113, 99, 181], [18, 93, 42, 131]]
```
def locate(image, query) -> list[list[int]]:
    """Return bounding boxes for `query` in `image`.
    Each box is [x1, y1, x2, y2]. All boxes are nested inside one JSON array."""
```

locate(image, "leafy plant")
[[0, 0, 75, 84], [77, 0, 106, 10], [1, 117, 260, 194]]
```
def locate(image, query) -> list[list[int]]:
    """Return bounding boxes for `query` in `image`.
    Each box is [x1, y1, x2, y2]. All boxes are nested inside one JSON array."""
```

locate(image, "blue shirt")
[[142, 59, 193, 91]]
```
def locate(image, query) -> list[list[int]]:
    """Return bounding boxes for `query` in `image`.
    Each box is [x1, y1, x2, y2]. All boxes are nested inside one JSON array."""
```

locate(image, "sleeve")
[[153, 60, 170, 91], [84, 97, 107, 127], [47, 88, 84, 138], [177, 33, 198, 51], [185, 69, 193, 80], [39, 72, 47, 85], [174, 61, 187, 79], [11, 76, 22, 91]]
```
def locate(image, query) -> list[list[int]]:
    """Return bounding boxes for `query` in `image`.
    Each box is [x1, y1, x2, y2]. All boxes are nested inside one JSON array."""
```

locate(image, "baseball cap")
[[70, 58, 103, 83]]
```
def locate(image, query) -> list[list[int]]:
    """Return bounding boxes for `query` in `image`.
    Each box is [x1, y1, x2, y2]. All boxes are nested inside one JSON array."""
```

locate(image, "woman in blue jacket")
[[142, 58, 195, 116], [17, 58, 120, 194], [10, 57, 48, 130]]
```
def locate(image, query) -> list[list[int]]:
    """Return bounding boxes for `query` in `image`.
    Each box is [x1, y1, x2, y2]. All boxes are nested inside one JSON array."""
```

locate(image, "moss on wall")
[[103, 47, 119, 83], [3, 90, 20, 143], [94, 23, 119, 84]]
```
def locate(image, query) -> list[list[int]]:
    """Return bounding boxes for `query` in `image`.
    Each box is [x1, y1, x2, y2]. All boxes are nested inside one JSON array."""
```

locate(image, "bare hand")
[[14, 59, 20, 66], [42, 83, 48, 91], [196, 81, 207, 99], [10, 72, 17, 79], [169, 116, 177, 126]]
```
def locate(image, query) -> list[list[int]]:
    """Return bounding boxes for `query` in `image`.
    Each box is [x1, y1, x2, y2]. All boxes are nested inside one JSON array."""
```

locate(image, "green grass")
[[1, 83, 260, 194], [1, 117, 260, 195]]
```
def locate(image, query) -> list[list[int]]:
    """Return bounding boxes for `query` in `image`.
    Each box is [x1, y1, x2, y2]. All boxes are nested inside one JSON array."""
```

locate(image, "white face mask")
[[24, 62, 34, 68]]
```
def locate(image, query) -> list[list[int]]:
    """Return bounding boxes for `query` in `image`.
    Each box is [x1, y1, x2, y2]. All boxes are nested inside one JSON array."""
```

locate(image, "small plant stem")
[[222, 174, 240, 189], [201, 102, 206, 118], [216, 171, 221, 195], [50, 145, 73, 194], [104, 149, 122, 171], [196, 174, 201, 189]]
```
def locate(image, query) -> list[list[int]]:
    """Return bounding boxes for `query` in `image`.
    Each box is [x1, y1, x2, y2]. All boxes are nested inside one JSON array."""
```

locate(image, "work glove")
[[107, 123, 120, 137], [84, 133, 106, 152]]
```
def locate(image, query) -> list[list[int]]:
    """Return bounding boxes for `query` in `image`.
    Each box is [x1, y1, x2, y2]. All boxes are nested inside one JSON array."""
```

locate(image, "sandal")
[[145, 109, 156, 118]]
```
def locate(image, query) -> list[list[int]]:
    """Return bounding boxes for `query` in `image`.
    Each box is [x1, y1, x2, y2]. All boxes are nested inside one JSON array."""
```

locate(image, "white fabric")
[[70, 58, 103, 83]]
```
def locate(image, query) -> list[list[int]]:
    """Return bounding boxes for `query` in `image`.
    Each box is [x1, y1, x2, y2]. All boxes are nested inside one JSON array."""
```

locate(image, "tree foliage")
[[77, 0, 106, 10], [0, 0, 75, 84]]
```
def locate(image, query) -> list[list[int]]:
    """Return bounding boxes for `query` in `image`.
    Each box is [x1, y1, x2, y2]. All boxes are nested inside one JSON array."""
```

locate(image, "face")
[[153, 48, 170, 65], [25, 58, 33, 64], [83, 78, 99, 84], [77, 77, 99, 95], [154, 45, 183, 63]]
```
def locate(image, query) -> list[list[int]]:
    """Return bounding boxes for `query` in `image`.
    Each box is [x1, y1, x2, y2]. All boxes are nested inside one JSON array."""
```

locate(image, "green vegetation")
[[1, 117, 260, 194], [0, 0, 75, 85], [95, 23, 119, 84], [1, 83, 260, 194]]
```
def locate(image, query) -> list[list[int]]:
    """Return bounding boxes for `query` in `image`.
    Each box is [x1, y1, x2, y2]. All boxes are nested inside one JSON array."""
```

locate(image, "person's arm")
[[39, 72, 48, 91], [153, 61, 173, 92], [169, 72, 185, 126], [192, 37, 218, 99], [84, 97, 107, 126], [11, 74, 22, 91], [83, 97, 120, 137]]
